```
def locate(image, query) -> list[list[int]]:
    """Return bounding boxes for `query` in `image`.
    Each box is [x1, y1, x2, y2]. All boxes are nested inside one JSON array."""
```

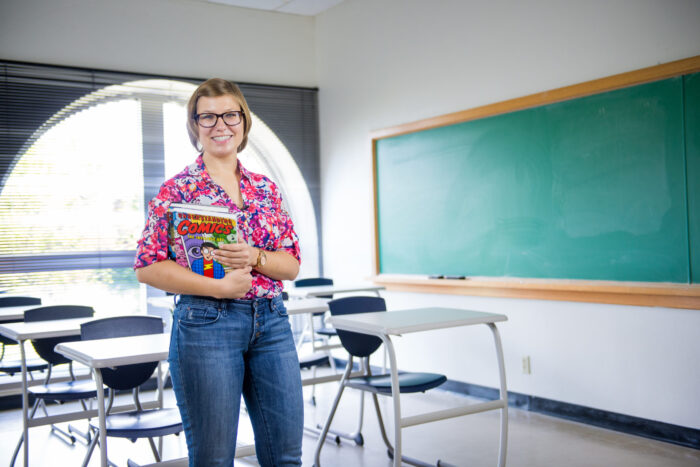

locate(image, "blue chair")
[[313, 296, 447, 466], [80, 315, 182, 467], [10, 305, 97, 465]]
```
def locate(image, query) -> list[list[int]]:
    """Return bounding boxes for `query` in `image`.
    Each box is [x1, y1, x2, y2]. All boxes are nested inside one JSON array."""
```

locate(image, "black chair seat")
[[91, 408, 183, 438], [299, 352, 330, 370], [347, 372, 447, 394], [29, 379, 104, 401], [0, 358, 48, 376], [315, 326, 337, 337]]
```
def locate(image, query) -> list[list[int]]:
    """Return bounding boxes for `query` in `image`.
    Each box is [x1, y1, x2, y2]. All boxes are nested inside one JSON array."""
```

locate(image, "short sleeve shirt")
[[134, 155, 300, 299]]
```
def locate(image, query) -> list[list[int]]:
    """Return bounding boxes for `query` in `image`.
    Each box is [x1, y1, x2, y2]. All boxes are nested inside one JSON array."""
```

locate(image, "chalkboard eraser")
[[428, 274, 444, 279], [444, 275, 466, 280]]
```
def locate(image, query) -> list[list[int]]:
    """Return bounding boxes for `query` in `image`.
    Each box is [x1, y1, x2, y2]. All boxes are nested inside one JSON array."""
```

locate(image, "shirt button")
[[256, 332, 261, 337]]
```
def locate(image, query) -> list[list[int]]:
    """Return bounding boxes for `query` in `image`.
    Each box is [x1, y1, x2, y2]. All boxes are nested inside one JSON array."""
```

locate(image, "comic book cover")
[[167, 203, 239, 279]]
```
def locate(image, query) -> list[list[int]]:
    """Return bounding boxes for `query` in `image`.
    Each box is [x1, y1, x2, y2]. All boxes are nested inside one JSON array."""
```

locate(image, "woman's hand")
[[213, 243, 257, 269], [216, 266, 253, 299], [135, 260, 253, 299]]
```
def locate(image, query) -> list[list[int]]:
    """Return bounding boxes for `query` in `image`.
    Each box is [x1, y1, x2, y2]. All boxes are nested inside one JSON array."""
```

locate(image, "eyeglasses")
[[195, 111, 244, 128]]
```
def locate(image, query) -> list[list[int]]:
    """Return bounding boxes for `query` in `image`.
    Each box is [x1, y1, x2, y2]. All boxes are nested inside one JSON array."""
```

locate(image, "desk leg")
[[379, 334, 402, 467], [93, 368, 108, 467], [157, 362, 163, 408], [487, 323, 508, 467], [19, 340, 29, 467]]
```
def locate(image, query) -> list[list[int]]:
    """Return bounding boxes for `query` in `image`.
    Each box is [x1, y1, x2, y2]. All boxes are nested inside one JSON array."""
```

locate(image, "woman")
[[134, 78, 303, 466]]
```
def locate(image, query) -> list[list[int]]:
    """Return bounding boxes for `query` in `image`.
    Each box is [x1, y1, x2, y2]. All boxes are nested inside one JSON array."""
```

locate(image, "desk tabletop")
[[328, 307, 507, 335], [0, 317, 94, 341], [284, 298, 329, 315], [0, 305, 37, 323], [147, 296, 177, 309], [287, 283, 385, 298], [55, 333, 170, 368]]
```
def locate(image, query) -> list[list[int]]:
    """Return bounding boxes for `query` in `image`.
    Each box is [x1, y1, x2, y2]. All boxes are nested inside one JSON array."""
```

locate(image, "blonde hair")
[[186, 78, 252, 153]]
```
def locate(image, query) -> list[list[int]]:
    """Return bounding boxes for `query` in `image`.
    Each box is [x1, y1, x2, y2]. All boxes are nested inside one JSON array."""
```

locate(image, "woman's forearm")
[[135, 259, 252, 299], [254, 249, 300, 281]]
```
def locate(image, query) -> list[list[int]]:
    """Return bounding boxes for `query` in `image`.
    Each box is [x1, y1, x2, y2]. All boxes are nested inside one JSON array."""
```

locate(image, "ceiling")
[[204, 0, 345, 16]]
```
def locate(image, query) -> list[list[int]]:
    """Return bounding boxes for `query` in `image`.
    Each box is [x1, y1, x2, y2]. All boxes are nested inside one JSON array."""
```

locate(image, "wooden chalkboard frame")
[[371, 56, 700, 309]]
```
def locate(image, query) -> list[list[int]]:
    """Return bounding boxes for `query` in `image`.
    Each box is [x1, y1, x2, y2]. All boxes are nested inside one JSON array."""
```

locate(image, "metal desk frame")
[[320, 307, 509, 467]]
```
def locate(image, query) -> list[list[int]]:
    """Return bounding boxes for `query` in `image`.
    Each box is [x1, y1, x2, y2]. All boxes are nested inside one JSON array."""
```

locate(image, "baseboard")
[[332, 357, 699, 450]]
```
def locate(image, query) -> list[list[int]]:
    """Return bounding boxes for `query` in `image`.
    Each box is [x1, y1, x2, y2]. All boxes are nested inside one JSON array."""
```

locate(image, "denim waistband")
[[179, 294, 283, 309]]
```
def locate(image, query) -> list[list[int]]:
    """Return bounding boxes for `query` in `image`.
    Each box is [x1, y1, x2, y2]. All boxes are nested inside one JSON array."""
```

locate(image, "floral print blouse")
[[134, 155, 300, 299]]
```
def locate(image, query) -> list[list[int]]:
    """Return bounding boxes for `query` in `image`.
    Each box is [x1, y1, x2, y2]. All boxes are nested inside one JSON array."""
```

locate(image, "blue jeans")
[[169, 294, 303, 467]]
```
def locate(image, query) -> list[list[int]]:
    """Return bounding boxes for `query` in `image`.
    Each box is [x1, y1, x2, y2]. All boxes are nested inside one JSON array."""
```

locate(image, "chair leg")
[[39, 398, 50, 417], [81, 428, 99, 467], [68, 422, 92, 445], [50, 423, 77, 445], [328, 349, 337, 373], [68, 399, 94, 445], [313, 356, 354, 467], [316, 390, 365, 446], [295, 317, 312, 351], [316, 358, 366, 446], [369, 389, 435, 467], [147, 437, 162, 462]]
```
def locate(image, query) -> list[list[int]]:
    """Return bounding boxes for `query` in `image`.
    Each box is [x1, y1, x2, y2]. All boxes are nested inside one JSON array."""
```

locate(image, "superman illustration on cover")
[[190, 242, 226, 278]]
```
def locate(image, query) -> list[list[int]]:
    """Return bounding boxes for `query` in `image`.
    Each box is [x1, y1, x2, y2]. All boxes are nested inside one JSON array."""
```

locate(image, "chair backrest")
[[80, 316, 164, 390], [24, 305, 94, 323], [294, 277, 334, 288], [295, 277, 334, 304], [0, 296, 42, 344], [0, 296, 41, 308], [25, 305, 95, 366], [328, 296, 386, 358]]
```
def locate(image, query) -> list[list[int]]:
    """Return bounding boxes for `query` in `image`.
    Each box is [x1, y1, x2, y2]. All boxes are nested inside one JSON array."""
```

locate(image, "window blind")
[[0, 60, 321, 285]]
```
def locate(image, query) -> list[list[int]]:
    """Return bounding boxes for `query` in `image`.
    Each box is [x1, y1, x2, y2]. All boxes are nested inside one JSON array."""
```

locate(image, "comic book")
[[167, 203, 239, 279]]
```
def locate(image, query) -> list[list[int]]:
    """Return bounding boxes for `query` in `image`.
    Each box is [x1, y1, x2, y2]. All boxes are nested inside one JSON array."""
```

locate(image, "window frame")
[[0, 60, 322, 277]]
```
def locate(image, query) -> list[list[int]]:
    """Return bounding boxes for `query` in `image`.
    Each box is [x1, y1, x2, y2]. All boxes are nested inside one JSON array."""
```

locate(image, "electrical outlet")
[[522, 356, 531, 375]]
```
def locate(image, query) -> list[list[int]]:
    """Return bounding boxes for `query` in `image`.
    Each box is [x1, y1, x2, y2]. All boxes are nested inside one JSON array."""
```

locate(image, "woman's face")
[[196, 94, 245, 159]]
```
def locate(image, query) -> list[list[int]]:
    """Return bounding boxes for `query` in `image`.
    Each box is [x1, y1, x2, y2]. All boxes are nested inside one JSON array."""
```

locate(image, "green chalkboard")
[[375, 74, 699, 283]]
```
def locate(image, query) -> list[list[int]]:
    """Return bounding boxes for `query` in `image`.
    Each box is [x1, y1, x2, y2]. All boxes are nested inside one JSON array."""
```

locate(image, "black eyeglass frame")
[[195, 111, 245, 128]]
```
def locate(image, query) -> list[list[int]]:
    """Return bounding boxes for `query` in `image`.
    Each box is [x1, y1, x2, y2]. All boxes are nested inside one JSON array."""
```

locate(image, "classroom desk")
[[287, 283, 385, 298], [321, 307, 509, 467], [284, 297, 330, 315], [147, 295, 178, 310]]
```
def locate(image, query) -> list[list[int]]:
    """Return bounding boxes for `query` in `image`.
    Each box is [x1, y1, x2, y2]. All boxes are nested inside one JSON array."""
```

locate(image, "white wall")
[[315, 0, 700, 428], [0, 0, 316, 87]]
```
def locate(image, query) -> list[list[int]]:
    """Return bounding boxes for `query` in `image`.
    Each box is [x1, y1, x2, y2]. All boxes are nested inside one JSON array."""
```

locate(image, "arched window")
[[0, 65, 320, 313]]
